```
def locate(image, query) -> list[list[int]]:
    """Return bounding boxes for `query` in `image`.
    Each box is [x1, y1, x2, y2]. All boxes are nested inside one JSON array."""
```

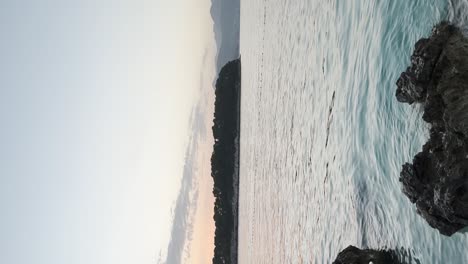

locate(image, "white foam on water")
[[448, 0, 468, 33]]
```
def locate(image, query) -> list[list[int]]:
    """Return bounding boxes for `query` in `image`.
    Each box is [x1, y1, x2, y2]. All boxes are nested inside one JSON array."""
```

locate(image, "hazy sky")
[[160, 71, 216, 263], [0, 1, 215, 263]]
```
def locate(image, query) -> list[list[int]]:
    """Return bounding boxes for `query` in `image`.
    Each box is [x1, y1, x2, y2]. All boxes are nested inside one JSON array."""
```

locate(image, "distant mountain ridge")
[[210, 0, 240, 71]]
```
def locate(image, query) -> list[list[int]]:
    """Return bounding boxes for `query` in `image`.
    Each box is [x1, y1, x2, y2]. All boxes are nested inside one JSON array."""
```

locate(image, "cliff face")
[[396, 22, 468, 236]]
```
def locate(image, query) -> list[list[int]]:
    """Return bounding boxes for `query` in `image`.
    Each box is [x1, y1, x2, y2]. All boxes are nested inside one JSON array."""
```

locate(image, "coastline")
[[230, 56, 241, 264], [210, 58, 241, 264]]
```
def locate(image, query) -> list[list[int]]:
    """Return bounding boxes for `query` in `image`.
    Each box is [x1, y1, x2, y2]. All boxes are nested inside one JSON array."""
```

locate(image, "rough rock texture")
[[396, 22, 468, 236], [332, 246, 400, 264]]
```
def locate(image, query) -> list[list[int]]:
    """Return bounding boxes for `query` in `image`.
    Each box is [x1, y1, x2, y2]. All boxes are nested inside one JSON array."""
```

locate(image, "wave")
[[448, 0, 468, 32]]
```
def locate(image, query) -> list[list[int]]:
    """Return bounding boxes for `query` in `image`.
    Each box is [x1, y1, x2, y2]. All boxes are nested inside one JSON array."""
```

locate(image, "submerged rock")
[[396, 22, 468, 236], [332, 246, 400, 264]]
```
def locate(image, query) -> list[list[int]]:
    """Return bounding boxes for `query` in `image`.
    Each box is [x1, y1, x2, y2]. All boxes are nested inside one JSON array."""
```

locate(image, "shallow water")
[[238, 0, 468, 263]]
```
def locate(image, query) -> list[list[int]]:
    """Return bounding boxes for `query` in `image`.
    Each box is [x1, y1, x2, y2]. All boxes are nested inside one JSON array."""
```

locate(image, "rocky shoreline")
[[332, 246, 401, 264], [332, 246, 425, 264], [331, 21, 468, 264], [396, 22, 468, 236]]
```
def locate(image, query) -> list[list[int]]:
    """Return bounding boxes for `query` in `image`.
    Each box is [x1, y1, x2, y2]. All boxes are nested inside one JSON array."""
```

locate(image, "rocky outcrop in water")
[[396, 22, 468, 236], [332, 246, 400, 264]]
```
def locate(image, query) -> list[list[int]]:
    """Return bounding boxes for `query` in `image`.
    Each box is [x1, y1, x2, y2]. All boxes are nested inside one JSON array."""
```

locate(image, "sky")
[[0, 1, 216, 263], [160, 70, 216, 264]]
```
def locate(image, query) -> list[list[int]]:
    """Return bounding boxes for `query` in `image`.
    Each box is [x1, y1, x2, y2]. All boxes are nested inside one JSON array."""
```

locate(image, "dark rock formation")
[[396, 22, 468, 236], [333, 246, 400, 264]]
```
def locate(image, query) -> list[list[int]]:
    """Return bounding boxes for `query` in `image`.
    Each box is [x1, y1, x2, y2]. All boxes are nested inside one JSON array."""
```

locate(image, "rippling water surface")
[[239, 0, 468, 263]]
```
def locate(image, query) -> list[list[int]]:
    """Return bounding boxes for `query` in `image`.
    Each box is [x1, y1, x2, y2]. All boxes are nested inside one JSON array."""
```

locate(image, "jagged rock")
[[332, 246, 400, 264], [396, 22, 468, 236]]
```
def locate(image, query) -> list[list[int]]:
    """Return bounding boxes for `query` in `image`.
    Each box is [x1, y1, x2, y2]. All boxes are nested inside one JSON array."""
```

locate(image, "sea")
[[238, 0, 468, 263]]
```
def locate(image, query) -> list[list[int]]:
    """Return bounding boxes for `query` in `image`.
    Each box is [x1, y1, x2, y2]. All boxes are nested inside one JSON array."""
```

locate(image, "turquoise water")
[[239, 0, 468, 263]]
